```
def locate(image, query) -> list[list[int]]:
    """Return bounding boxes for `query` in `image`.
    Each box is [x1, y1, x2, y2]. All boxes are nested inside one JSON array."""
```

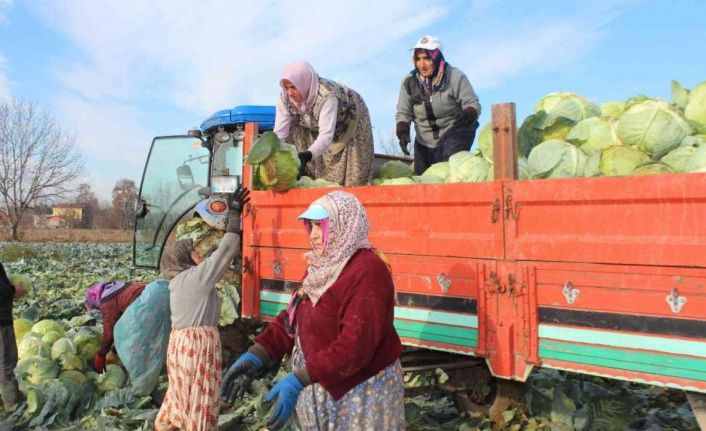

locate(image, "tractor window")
[[133, 136, 210, 268]]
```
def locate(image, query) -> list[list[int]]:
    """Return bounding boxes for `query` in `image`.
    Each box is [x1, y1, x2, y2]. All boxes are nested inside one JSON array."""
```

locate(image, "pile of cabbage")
[[377, 78, 706, 185], [512, 80, 706, 179]]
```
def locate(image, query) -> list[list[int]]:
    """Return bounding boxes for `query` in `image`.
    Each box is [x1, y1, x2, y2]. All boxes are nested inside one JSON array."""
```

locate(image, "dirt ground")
[[0, 228, 132, 243]]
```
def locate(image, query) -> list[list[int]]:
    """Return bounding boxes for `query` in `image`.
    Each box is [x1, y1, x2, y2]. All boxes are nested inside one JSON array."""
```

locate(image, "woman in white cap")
[[220, 190, 405, 430], [274, 61, 374, 186], [395, 35, 482, 174]]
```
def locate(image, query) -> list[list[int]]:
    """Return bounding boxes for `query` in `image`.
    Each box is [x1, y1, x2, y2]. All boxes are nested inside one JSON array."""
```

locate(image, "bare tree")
[[0, 99, 84, 241], [112, 178, 138, 230], [75, 182, 100, 228]]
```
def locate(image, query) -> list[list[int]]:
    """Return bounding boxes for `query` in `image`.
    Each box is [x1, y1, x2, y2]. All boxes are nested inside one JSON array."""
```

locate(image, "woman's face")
[[308, 220, 325, 256], [414, 50, 434, 78], [282, 79, 304, 105]]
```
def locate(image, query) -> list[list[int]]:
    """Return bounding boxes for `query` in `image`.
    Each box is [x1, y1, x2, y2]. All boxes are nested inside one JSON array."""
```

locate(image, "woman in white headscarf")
[[274, 61, 374, 186], [221, 191, 405, 430]]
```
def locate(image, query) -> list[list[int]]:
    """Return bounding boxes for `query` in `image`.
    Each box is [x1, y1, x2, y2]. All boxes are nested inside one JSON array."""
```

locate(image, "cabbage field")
[[0, 241, 700, 430]]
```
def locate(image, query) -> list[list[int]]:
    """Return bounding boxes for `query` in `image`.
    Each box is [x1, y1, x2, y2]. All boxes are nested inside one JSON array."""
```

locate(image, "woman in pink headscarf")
[[274, 61, 374, 187], [221, 191, 404, 430]]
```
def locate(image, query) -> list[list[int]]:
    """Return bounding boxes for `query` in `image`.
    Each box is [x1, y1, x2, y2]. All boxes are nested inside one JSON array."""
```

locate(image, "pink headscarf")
[[280, 61, 319, 113], [85, 281, 105, 311], [301, 191, 372, 305]]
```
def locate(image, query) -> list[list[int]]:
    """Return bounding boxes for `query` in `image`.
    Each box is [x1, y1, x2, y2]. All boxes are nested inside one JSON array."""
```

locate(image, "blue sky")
[[1, 0, 705, 201]]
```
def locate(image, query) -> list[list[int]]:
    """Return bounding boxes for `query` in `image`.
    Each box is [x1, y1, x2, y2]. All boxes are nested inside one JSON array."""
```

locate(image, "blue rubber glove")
[[265, 372, 304, 430], [220, 352, 264, 403]]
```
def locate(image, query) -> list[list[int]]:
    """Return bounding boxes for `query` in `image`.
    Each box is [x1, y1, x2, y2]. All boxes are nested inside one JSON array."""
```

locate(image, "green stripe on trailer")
[[260, 301, 286, 317], [539, 339, 706, 382], [260, 291, 290, 304], [395, 320, 477, 347], [539, 324, 706, 359]]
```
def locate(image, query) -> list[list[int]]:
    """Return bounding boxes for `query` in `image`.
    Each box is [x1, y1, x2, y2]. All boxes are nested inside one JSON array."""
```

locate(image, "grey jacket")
[[395, 65, 481, 149], [168, 232, 239, 329]]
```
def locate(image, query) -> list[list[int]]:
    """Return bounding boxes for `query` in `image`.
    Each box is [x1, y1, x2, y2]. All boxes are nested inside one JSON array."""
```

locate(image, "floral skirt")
[[155, 326, 222, 431], [292, 340, 405, 431]]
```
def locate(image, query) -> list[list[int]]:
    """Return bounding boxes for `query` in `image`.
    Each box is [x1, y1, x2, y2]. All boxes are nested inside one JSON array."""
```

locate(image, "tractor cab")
[[133, 105, 275, 268]]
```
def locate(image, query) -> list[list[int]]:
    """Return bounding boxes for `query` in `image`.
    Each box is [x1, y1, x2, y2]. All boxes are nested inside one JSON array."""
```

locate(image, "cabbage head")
[[258, 142, 301, 192], [18, 336, 51, 360], [616, 100, 691, 159], [245, 131, 278, 164], [51, 337, 77, 361], [379, 177, 416, 186], [660, 143, 702, 172], [41, 331, 63, 347], [72, 327, 102, 360], [95, 364, 128, 393], [378, 160, 413, 180], [684, 145, 706, 172], [312, 178, 340, 187], [422, 162, 450, 180], [31, 319, 65, 338], [478, 121, 493, 162], [519, 92, 601, 157], [447, 151, 476, 182], [671, 80, 690, 110], [58, 370, 88, 385], [583, 153, 601, 177], [412, 175, 445, 184], [449, 153, 490, 183], [600, 101, 626, 119], [599, 145, 652, 176], [565, 117, 621, 156], [534, 92, 601, 121], [14, 318, 33, 341], [15, 356, 59, 385], [527, 139, 587, 179], [293, 176, 315, 188], [60, 353, 86, 371], [684, 80, 706, 126], [632, 163, 674, 175]]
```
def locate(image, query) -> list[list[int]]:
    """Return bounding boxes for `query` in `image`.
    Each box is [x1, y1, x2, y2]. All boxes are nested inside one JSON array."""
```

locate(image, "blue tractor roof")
[[200, 105, 275, 133]]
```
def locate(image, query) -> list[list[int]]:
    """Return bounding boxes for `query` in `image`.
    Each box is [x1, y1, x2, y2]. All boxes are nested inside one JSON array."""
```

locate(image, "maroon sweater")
[[98, 282, 147, 356], [255, 249, 402, 400]]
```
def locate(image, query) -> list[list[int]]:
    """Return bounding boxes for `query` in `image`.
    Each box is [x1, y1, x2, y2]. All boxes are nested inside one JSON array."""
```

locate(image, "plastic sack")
[[114, 279, 171, 396]]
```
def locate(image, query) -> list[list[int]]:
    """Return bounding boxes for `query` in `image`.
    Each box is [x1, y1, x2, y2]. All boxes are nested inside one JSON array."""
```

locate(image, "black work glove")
[[396, 122, 411, 156], [297, 151, 313, 179], [220, 351, 264, 403], [454, 107, 478, 126], [226, 185, 250, 233]]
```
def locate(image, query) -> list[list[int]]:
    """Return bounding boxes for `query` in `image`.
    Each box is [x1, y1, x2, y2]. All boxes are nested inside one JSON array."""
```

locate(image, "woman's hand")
[[220, 351, 263, 403], [297, 151, 313, 178], [265, 372, 305, 429], [396, 122, 411, 156], [226, 185, 250, 233]]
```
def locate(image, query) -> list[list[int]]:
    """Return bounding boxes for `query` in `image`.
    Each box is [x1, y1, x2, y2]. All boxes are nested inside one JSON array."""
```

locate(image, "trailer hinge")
[[491, 198, 500, 223], [272, 260, 283, 278], [666, 287, 687, 314], [562, 281, 579, 304], [504, 194, 521, 220], [485, 271, 506, 294], [243, 256, 251, 274]]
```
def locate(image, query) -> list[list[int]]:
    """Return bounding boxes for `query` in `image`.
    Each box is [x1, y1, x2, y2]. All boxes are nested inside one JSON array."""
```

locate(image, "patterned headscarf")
[[280, 61, 320, 114], [161, 239, 196, 280], [301, 191, 371, 305], [413, 48, 447, 94]]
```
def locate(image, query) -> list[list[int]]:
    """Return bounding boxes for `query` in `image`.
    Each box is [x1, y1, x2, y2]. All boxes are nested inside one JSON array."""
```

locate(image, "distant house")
[[52, 204, 84, 226], [45, 215, 67, 229]]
